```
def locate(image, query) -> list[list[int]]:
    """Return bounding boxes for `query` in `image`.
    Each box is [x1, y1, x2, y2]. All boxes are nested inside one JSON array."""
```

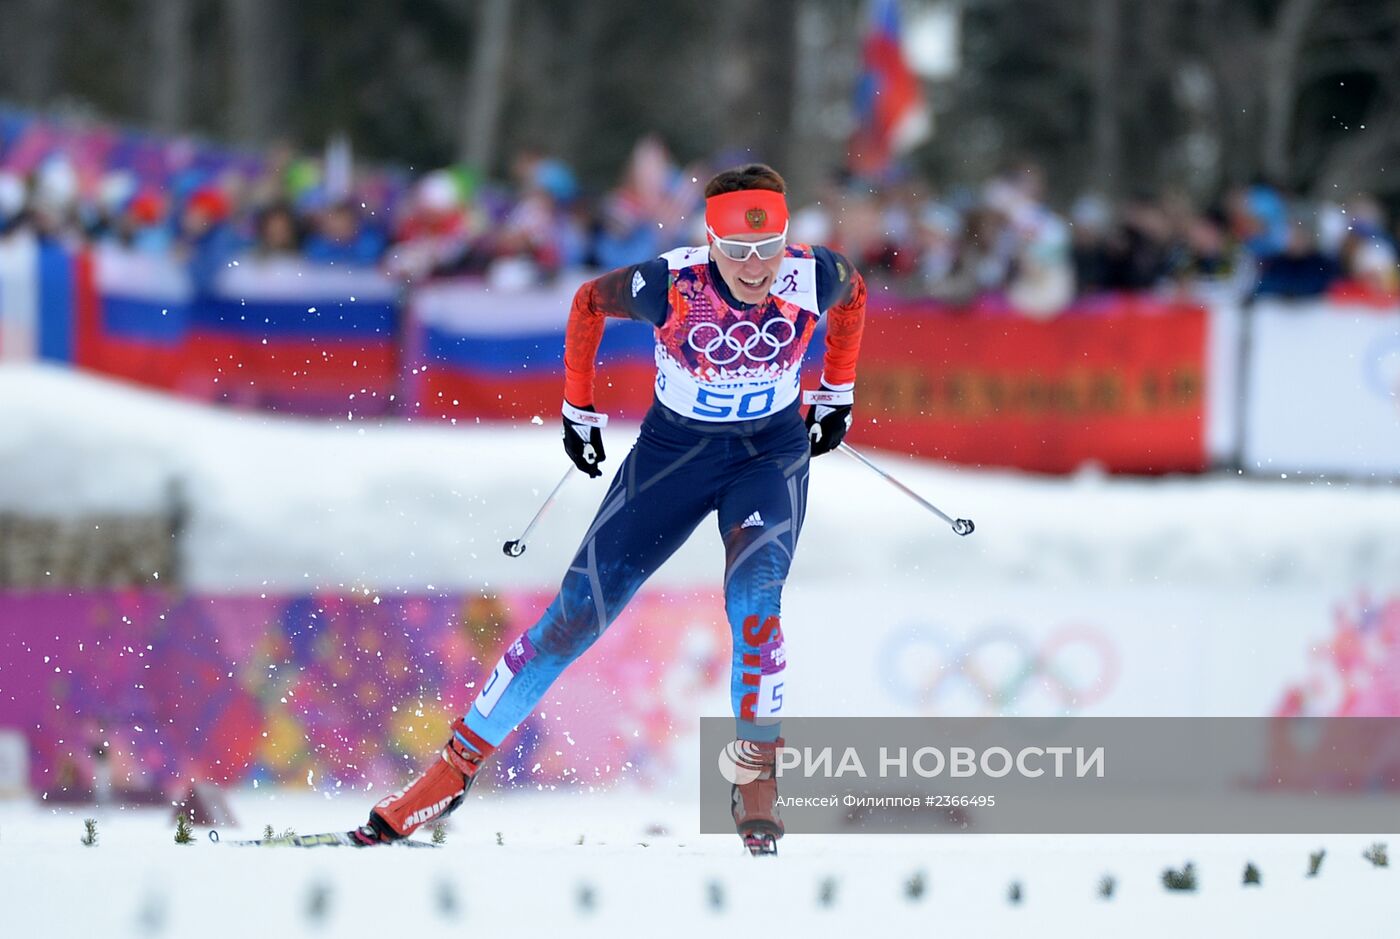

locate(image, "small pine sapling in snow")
[[1307, 849, 1325, 877], [174, 813, 194, 845], [431, 822, 446, 845], [1099, 875, 1116, 899], [1242, 862, 1261, 885], [1162, 862, 1197, 891], [81, 818, 98, 847], [1364, 842, 1389, 868]]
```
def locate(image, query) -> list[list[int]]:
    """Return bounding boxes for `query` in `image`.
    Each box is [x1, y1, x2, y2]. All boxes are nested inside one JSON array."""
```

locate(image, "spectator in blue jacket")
[[304, 201, 387, 266]]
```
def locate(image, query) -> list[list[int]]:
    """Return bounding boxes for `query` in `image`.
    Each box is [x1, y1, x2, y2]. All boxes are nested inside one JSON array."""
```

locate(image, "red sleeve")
[[563, 279, 609, 407], [563, 261, 670, 406], [821, 269, 866, 388]]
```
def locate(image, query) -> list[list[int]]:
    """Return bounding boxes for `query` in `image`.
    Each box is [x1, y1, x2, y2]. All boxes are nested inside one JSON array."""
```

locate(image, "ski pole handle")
[[837, 443, 975, 536], [503, 465, 576, 557]]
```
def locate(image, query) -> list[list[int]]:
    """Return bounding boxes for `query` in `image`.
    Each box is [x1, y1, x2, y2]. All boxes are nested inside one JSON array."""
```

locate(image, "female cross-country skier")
[[355, 162, 866, 855]]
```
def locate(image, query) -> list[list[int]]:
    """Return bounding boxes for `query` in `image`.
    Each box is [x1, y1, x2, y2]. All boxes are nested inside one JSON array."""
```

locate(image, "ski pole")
[[502, 465, 576, 557], [837, 443, 975, 536]]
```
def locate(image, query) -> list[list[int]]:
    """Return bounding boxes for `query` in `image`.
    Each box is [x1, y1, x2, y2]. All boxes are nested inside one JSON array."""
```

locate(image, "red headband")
[[704, 189, 789, 238]]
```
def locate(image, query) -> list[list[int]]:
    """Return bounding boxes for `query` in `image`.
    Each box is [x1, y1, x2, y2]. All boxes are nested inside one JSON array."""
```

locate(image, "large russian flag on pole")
[[849, 0, 931, 179]]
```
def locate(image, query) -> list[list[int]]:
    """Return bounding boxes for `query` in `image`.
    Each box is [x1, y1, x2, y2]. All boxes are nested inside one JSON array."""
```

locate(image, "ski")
[[209, 829, 440, 848]]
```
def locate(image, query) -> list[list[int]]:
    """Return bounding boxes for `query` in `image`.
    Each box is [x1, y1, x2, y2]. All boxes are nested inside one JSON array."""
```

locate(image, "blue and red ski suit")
[[463, 242, 866, 749]]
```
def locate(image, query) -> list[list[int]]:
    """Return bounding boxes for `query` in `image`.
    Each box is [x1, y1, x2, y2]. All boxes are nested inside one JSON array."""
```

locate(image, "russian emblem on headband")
[[745, 207, 767, 230]]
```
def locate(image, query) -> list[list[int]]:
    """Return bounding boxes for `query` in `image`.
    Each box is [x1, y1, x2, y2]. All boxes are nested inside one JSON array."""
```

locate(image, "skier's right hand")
[[562, 400, 607, 478], [804, 384, 854, 456]]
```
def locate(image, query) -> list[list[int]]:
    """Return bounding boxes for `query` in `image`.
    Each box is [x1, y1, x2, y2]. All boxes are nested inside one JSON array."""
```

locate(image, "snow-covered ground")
[[1, 789, 1397, 938], [3, 363, 1400, 936]]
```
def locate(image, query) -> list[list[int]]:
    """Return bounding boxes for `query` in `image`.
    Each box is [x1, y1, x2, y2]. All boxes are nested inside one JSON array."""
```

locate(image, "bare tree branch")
[[1261, 0, 1325, 183]]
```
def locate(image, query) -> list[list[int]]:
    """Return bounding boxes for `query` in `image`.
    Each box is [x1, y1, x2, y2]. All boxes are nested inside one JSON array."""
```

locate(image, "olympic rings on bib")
[[687, 318, 797, 365]]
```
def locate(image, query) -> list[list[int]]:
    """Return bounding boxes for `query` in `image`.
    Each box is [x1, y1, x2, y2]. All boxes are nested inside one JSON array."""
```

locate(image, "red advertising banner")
[[851, 299, 1209, 473]]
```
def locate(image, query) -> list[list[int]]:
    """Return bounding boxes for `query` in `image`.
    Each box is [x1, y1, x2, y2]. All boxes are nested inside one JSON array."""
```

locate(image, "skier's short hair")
[[705, 164, 787, 198]]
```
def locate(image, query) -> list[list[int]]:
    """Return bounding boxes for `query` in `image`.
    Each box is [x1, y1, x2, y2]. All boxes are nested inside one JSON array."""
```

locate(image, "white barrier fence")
[[1242, 300, 1400, 477]]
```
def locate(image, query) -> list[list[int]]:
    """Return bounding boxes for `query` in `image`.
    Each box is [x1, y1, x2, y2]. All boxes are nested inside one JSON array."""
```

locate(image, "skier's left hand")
[[804, 384, 853, 456], [562, 400, 608, 477]]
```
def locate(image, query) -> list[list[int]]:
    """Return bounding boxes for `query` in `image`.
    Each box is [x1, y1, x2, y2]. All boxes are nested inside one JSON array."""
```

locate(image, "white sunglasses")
[[707, 223, 789, 262]]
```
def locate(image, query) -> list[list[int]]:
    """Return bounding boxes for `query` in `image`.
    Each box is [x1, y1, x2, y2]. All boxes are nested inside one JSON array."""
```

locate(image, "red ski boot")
[[730, 738, 785, 856], [354, 719, 496, 844]]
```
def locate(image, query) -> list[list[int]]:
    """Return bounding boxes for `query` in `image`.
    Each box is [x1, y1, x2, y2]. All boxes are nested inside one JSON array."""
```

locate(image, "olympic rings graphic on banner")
[[687, 318, 796, 365], [879, 622, 1120, 714]]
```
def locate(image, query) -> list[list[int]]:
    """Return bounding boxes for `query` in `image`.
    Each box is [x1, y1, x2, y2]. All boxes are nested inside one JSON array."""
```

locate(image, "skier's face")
[[709, 230, 786, 304]]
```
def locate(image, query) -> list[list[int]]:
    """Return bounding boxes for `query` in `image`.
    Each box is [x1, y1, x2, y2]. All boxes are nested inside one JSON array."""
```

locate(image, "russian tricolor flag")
[[0, 237, 401, 414], [89, 245, 194, 389], [0, 234, 99, 368], [850, 0, 931, 179], [187, 259, 401, 414], [0, 233, 41, 363], [2, 238, 198, 389], [407, 277, 656, 422]]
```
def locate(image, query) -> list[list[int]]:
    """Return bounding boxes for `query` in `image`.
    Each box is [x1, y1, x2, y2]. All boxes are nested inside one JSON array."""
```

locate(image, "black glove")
[[804, 385, 853, 456], [562, 401, 607, 477]]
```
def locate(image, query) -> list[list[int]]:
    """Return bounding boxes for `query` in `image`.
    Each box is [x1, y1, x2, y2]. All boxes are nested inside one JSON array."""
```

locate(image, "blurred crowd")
[[798, 160, 1400, 314], [2, 111, 1399, 312]]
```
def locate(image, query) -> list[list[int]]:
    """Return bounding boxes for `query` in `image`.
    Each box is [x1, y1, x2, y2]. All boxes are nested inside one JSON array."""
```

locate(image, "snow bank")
[[2, 363, 1398, 593]]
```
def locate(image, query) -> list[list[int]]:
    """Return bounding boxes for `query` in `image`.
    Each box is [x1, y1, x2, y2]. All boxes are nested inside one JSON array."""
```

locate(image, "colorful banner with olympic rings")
[[0, 584, 1387, 798], [0, 590, 727, 798]]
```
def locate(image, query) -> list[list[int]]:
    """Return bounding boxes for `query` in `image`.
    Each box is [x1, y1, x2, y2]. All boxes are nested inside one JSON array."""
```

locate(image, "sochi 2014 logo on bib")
[[687, 319, 796, 366]]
